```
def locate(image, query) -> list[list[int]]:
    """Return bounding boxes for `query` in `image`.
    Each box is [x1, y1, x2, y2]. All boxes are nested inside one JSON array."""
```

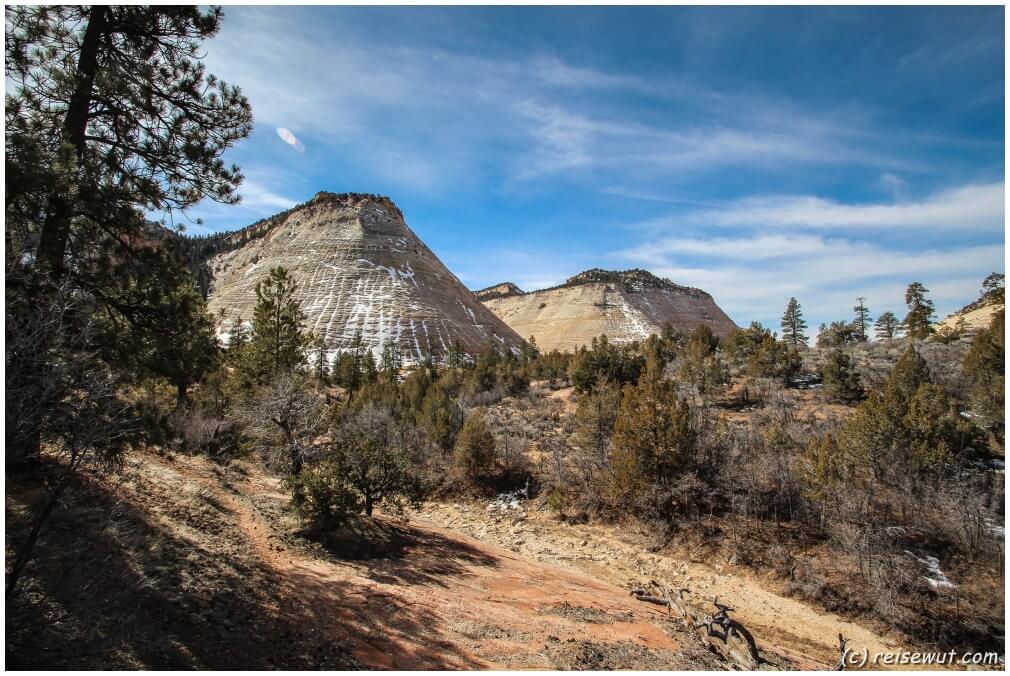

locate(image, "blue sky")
[[188, 6, 1005, 334]]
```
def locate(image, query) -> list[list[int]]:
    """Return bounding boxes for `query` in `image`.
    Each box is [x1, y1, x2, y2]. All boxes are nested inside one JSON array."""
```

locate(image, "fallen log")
[[630, 585, 766, 670]]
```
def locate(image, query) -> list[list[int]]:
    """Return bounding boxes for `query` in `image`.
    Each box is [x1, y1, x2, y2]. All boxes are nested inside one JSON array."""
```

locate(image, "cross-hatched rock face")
[[205, 192, 524, 361], [479, 269, 737, 352]]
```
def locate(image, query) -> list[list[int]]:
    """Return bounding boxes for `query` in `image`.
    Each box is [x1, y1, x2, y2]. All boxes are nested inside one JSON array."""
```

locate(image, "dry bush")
[[231, 370, 328, 475]]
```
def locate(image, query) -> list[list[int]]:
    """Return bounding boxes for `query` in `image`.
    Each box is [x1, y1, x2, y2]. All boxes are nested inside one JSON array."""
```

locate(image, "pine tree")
[[4, 6, 251, 597], [798, 434, 845, 501], [883, 344, 931, 410], [962, 310, 1005, 438], [454, 411, 496, 483], [903, 282, 935, 339], [821, 350, 864, 403], [227, 315, 250, 354], [312, 338, 329, 383], [6, 6, 252, 276], [361, 351, 379, 385], [678, 326, 729, 409], [874, 312, 899, 341], [139, 278, 220, 405], [574, 380, 622, 468], [780, 297, 808, 348], [246, 267, 308, 378], [519, 335, 539, 366], [981, 272, 1005, 304], [448, 339, 465, 369], [418, 374, 464, 452], [380, 342, 402, 383], [853, 297, 871, 341], [611, 373, 695, 500]]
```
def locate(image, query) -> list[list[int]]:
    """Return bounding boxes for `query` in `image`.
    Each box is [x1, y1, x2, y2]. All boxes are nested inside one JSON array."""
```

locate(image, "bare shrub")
[[231, 370, 328, 475]]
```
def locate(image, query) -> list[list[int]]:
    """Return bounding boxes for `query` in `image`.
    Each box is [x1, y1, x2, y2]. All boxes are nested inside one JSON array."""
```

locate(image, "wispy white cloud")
[[203, 7, 958, 194], [633, 182, 1004, 233], [239, 179, 299, 212], [276, 127, 305, 153], [620, 234, 862, 265]]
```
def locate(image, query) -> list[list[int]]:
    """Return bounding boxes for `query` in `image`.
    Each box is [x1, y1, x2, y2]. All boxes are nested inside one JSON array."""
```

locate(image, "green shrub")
[[288, 459, 362, 530], [453, 411, 496, 482]]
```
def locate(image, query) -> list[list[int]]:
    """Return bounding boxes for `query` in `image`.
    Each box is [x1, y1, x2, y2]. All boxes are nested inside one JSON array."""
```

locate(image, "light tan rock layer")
[[480, 275, 737, 352], [936, 298, 1003, 333]]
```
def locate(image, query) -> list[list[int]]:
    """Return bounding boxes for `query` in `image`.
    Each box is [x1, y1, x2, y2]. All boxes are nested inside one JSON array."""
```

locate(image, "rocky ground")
[[415, 499, 904, 669]]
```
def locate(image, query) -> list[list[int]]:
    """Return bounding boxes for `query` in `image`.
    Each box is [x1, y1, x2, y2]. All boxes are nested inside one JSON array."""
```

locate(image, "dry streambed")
[[415, 498, 911, 669]]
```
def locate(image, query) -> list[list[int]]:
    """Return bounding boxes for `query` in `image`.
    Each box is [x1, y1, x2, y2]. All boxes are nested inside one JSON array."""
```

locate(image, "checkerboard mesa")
[[195, 193, 525, 362]]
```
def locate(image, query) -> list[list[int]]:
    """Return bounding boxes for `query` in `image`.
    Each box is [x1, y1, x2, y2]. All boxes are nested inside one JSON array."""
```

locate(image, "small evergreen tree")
[[454, 411, 496, 483], [312, 338, 329, 383], [780, 297, 808, 348], [361, 351, 379, 385], [962, 310, 1005, 438], [573, 380, 622, 469], [380, 341, 402, 384], [520, 335, 539, 366], [981, 272, 1005, 304], [448, 339, 465, 368], [418, 375, 464, 453], [677, 331, 730, 410], [903, 282, 935, 339], [821, 349, 864, 403], [797, 434, 845, 501], [304, 405, 429, 518], [884, 344, 931, 408], [611, 373, 694, 501], [246, 267, 307, 379], [874, 312, 900, 341], [817, 320, 860, 348], [852, 297, 871, 341], [227, 315, 250, 355]]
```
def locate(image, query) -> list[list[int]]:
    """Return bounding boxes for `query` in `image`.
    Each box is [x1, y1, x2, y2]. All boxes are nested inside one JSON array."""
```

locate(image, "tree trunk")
[[364, 494, 373, 516], [289, 444, 302, 476], [36, 5, 108, 273], [176, 382, 189, 407]]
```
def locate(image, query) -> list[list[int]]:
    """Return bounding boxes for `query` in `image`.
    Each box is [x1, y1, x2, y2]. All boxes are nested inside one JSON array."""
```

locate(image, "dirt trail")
[[143, 452, 736, 670], [417, 501, 909, 670]]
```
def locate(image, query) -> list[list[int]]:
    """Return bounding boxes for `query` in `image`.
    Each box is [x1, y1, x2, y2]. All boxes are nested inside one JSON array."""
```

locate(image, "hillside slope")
[[202, 192, 524, 361], [936, 294, 1004, 333], [479, 269, 737, 352]]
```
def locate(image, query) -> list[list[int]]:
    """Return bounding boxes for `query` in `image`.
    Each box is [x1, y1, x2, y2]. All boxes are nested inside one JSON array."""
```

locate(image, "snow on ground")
[[904, 550, 957, 590]]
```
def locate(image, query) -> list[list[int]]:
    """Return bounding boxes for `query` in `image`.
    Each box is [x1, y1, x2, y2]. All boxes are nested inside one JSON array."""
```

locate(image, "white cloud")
[[239, 179, 299, 211], [276, 127, 305, 152], [620, 234, 863, 265], [633, 182, 1004, 233]]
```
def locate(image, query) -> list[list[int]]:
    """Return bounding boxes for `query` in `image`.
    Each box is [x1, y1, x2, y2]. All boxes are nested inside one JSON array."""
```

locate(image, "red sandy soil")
[[7, 449, 736, 669]]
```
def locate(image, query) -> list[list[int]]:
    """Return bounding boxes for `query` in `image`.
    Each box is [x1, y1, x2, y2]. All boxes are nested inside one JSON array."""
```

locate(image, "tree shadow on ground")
[[306, 515, 499, 589], [5, 457, 489, 669]]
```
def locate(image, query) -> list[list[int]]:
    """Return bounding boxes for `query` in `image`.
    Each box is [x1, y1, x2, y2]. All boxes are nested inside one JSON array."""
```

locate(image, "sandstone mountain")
[[478, 268, 737, 352], [198, 192, 525, 361]]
